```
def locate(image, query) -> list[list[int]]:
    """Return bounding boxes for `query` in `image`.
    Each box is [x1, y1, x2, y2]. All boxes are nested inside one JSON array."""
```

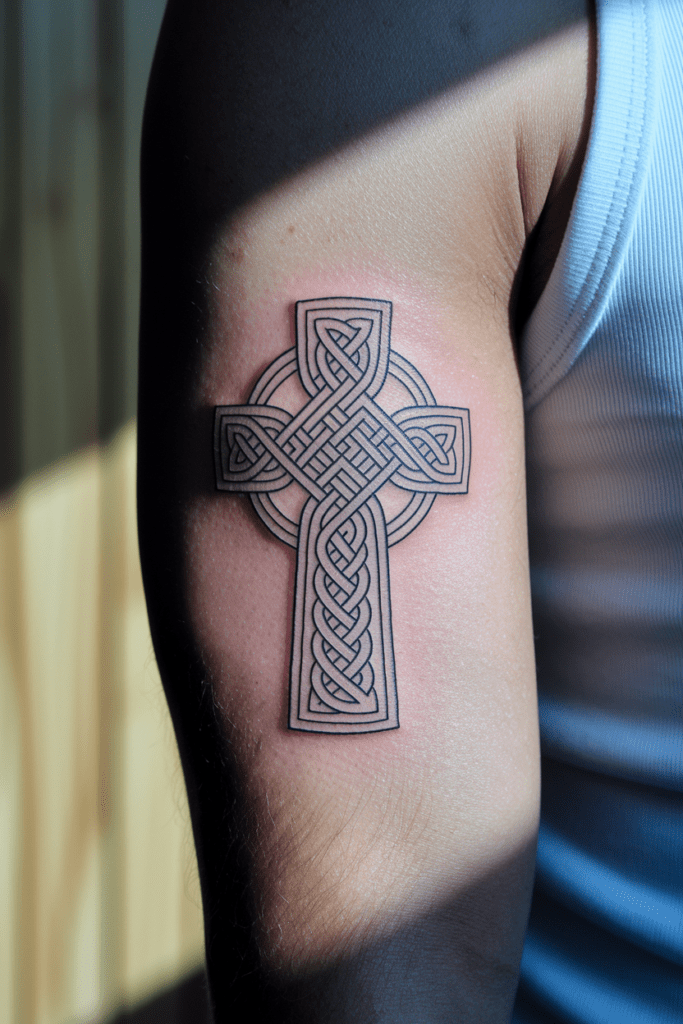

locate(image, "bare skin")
[[139, 4, 594, 1020]]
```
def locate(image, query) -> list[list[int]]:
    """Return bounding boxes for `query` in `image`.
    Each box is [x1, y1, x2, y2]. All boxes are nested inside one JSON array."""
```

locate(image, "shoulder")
[[143, 0, 594, 325]]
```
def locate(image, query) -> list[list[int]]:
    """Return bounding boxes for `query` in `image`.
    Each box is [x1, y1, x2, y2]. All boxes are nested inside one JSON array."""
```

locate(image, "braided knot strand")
[[309, 502, 377, 714], [297, 493, 391, 725]]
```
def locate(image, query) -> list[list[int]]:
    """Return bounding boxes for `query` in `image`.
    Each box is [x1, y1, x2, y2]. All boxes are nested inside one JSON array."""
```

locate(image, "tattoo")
[[215, 298, 471, 734]]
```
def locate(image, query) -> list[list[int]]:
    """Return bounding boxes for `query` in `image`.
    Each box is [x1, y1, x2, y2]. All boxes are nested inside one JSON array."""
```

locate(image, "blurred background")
[[0, 2, 210, 1021]]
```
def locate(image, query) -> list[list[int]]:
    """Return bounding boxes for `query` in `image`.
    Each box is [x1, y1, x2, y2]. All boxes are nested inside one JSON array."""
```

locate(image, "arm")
[[138, 2, 591, 1019]]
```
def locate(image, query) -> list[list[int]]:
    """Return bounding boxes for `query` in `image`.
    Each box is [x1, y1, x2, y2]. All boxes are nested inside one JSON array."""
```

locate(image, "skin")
[[139, 3, 594, 1020]]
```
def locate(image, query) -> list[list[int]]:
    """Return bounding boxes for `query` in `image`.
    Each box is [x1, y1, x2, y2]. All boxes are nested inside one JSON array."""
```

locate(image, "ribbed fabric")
[[514, 0, 683, 1020], [521, 0, 656, 410]]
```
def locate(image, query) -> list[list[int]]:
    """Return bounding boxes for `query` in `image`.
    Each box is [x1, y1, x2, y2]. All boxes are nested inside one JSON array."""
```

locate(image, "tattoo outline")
[[214, 298, 471, 734]]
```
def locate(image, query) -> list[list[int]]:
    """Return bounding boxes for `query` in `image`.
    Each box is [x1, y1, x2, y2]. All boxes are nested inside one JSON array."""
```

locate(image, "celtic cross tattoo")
[[214, 298, 471, 734]]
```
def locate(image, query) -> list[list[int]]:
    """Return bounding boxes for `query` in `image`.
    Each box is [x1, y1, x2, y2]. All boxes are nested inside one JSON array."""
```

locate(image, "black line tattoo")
[[214, 298, 471, 734]]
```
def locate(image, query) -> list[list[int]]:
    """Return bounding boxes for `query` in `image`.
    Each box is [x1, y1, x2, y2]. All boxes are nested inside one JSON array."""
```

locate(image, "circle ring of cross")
[[246, 344, 440, 548]]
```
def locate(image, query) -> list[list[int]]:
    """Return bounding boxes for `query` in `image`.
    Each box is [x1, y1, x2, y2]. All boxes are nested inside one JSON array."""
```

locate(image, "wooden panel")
[[0, 426, 205, 1024], [0, 0, 168, 484], [0, 1, 206, 1021]]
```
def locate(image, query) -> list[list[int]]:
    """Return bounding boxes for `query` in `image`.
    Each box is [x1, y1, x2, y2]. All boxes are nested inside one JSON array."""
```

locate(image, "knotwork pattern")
[[215, 298, 471, 733]]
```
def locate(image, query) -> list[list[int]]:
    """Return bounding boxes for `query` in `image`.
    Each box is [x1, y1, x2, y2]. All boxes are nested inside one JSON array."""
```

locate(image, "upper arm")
[[138, 2, 590, 1018]]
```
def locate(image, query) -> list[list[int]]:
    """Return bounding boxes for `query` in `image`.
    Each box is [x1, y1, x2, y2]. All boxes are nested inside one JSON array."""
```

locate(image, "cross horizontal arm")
[[214, 406, 326, 500], [216, 401, 470, 502], [390, 407, 471, 493], [339, 395, 471, 494]]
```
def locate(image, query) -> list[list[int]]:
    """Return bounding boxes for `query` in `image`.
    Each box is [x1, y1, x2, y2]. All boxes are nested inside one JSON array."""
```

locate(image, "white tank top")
[[516, 0, 683, 1019]]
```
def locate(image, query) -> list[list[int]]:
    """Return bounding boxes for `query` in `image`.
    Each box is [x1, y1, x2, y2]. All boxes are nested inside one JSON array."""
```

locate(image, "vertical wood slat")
[[21, 0, 99, 479], [0, 0, 23, 492], [97, 3, 128, 1006], [97, 0, 126, 441], [0, 2, 205, 1021]]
